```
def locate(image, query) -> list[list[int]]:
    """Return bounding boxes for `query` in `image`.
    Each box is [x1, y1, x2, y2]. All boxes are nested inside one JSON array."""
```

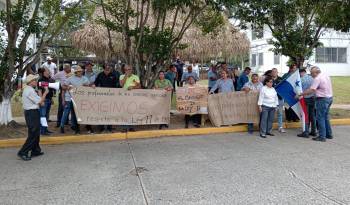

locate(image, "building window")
[[274, 54, 280, 65], [316, 47, 347, 63], [251, 54, 257, 67], [258, 53, 264, 66], [252, 28, 264, 40]]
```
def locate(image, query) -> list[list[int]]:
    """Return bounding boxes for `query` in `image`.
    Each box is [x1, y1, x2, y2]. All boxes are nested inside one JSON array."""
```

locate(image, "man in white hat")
[[18, 74, 49, 161], [60, 66, 89, 134], [41, 56, 57, 77]]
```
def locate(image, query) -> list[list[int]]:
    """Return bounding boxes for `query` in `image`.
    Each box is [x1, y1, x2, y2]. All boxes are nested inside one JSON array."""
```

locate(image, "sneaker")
[[87, 130, 94, 134], [278, 127, 286, 133]]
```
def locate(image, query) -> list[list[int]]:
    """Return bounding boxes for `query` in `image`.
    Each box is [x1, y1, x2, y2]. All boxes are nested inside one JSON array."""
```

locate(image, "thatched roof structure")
[[71, 7, 250, 61]]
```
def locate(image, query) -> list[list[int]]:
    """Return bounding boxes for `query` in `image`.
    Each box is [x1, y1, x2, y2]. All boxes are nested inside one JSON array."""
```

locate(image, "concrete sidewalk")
[[1, 126, 350, 204], [2, 118, 350, 148]]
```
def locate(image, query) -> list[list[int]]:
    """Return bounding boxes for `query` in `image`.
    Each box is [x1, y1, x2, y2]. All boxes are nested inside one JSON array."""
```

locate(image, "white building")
[[247, 26, 350, 76]]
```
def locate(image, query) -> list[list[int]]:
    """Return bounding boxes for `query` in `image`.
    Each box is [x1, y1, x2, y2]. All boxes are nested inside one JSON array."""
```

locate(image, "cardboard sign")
[[71, 87, 171, 125], [208, 91, 260, 127], [176, 86, 208, 114]]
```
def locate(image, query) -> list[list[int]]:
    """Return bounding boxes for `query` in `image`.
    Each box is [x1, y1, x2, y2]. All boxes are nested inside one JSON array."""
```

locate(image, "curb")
[[1, 118, 350, 148]]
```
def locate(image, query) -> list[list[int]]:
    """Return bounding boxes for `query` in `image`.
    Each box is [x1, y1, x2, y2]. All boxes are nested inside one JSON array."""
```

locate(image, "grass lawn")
[[331, 76, 350, 104]]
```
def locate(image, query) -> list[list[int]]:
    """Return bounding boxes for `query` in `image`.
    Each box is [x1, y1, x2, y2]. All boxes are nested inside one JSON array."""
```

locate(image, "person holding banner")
[[209, 70, 235, 94], [37, 68, 55, 135], [184, 76, 201, 128], [242, 74, 263, 134], [258, 76, 279, 138], [181, 65, 199, 84], [18, 74, 49, 161], [120, 65, 141, 132], [154, 71, 173, 129], [60, 66, 90, 134]]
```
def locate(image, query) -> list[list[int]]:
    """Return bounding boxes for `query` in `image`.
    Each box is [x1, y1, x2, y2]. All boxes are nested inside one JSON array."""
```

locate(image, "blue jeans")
[[277, 99, 284, 128], [304, 97, 317, 134], [60, 101, 78, 129], [260, 105, 276, 135], [39, 99, 52, 134], [315, 97, 333, 139]]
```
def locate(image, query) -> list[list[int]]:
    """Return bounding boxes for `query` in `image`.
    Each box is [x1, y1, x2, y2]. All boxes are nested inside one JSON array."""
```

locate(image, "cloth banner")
[[208, 91, 260, 127], [176, 86, 208, 114], [71, 87, 171, 125]]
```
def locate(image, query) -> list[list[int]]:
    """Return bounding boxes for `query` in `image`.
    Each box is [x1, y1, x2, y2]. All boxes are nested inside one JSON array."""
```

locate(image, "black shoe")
[[41, 132, 50, 136], [193, 124, 200, 128], [326, 136, 333, 139], [128, 128, 136, 132], [185, 124, 189, 128], [309, 132, 317, 137], [266, 133, 274, 136], [312, 137, 326, 142], [297, 132, 309, 138], [260, 134, 266, 138], [56, 124, 60, 128], [60, 127, 65, 134], [46, 130, 54, 134], [159, 125, 163, 130], [17, 154, 31, 161], [31, 152, 44, 157], [74, 130, 80, 135]]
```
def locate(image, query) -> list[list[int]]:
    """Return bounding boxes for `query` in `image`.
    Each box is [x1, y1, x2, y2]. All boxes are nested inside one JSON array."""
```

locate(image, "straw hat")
[[25, 74, 39, 84]]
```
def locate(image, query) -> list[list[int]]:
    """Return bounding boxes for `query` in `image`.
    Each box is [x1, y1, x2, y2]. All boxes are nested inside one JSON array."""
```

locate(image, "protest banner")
[[71, 87, 171, 125], [208, 91, 260, 127], [176, 85, 208, 114]]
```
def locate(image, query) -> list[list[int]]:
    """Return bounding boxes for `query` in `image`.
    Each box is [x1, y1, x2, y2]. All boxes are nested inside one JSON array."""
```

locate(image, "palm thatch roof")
[[71, 7, 250, 61]]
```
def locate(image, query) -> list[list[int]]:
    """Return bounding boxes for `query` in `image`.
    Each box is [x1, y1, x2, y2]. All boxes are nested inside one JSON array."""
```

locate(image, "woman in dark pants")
[[258, 76, 279, 138]]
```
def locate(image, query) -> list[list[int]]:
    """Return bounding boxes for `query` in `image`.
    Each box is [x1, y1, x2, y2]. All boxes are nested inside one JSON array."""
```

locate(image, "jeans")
[[39, 99, 52, 134], [18, 109, 41, 156], [277, 99, 284, 128], [260, 105, 276, 135], [315, 97, 333, 139], [304, 97, 317, 134], [57, 91, 64, 126], [60, 101, 78, 129], [248, 123, 254, 133]]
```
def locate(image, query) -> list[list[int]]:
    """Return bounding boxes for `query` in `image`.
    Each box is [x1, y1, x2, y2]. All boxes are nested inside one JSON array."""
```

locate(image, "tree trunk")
[[0, 98, 13, 125]]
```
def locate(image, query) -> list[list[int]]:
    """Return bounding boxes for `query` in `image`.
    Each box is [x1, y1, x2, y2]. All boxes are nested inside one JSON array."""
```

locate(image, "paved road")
[[1, 127, 350, 205]]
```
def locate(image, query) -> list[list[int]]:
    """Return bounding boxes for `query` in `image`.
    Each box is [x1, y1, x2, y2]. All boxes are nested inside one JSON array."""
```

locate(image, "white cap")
[[46, 56, 52, 61]]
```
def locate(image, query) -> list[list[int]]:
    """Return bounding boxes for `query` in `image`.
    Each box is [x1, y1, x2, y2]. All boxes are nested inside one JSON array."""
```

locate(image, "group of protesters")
[[17, 56, 333, 161], [207, 62, 333, 141]]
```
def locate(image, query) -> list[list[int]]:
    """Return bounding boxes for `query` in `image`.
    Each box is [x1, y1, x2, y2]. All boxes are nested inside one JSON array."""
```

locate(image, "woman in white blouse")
[[258, 76, 279, 138]]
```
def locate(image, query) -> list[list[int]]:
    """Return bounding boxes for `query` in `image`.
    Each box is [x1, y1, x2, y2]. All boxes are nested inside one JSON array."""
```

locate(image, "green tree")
[[96, 0, 224, 88], [0, 0, 92, 125], [223, 0, 350, 67]]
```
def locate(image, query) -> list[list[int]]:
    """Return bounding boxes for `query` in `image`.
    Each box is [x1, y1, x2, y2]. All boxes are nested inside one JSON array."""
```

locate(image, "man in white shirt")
[[18, 74, 48, 161], [41, 56, 57, 77]]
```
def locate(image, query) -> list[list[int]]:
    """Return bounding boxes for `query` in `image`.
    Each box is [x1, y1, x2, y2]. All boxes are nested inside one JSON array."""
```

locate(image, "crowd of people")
[[17, 56, 334, 161]]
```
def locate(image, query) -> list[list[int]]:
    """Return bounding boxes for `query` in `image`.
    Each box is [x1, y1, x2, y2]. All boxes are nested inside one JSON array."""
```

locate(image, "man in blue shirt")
[[208, 65, 218, 92], [237, 67, 251, 91], [297, 68, 317, 138]]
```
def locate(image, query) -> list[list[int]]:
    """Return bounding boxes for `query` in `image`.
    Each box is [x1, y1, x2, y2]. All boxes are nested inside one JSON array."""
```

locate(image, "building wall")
[[248, 26, 350, 76]]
